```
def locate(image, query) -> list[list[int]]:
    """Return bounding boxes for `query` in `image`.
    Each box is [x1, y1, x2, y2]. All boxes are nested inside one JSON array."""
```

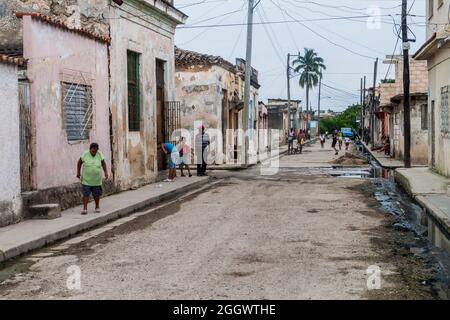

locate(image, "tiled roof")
[[0, 54, 26, 66], [15, 12, 111, 44], [175, 47, 235, 72]]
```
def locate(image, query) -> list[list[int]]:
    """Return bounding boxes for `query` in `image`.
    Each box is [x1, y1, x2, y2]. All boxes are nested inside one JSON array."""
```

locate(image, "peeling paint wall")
[[392, 96, 429, 165], [108, 1, 178, 189], [0, 62, 22, 227], [175, 65, 237, 164], [0, 0, 109, 48], [23, 16, 111, 190]]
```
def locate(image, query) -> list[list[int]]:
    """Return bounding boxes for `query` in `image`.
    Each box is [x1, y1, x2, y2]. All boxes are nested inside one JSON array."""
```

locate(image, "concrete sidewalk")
[[362, 142, 404, 168], [0, 176, 211, 263], [395, 167, 450, 234]]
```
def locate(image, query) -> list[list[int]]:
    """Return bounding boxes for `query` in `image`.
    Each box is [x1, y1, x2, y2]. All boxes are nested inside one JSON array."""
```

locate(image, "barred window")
[[441, 86, 449, 134], [127, 50, 141, 131], [62, 82, 93, 141], [421, 104, 428, 130]]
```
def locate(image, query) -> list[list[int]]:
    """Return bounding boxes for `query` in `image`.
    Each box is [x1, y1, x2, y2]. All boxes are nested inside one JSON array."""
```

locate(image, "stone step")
[[29, 204, 61, 220]]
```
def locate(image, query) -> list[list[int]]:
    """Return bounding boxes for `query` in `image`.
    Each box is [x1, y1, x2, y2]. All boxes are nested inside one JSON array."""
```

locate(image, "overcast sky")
[[174, 0, 426, 112]]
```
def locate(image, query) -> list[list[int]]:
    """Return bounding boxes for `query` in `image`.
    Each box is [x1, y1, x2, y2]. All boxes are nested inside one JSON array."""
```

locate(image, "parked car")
[[341, 128, 354, 138]]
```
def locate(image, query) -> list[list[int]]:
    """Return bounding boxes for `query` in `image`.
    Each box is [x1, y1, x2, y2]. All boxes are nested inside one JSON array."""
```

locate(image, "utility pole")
[[242, 0, 255, 165], [360, 78, 363, 134], [363, 76, 366, 136], [370, 58, 378, 146], [287, 53, 292, 129], [402, 0, 411, 168], [317, 76, 322, 136]]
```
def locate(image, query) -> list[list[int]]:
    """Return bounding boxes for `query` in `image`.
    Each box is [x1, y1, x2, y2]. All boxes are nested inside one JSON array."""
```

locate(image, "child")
[[320, 134, 326, 149], [344, 137, 351, 151], [178, 137, 192, 177]]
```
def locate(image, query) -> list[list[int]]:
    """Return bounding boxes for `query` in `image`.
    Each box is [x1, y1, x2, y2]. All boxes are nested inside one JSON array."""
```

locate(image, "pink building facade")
[[19, 14, 112, 208]]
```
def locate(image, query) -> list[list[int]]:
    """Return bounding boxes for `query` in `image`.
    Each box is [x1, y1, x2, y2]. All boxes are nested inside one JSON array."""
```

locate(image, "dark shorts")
[[332, 139, 337, 148], [82, 185, 103, 198]]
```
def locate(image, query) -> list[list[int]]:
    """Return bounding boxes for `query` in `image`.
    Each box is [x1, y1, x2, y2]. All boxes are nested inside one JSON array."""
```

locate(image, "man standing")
[[160, 142, 179, 182], [77, 143, 108, 215], [287, 128, 295, 155], [195, 124, 210, 176]]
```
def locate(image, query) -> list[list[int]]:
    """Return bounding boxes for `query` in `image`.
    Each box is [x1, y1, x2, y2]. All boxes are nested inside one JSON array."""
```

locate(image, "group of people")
[[160, 125, 211, 182], [330, 129, 351, 155], [76, 125, 211, 215], [287, 128, 307, 155]]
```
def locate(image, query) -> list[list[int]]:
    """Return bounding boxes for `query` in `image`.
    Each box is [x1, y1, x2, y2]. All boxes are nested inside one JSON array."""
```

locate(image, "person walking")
[[77, 143, 108, 215], [178, 137, 192, 177], [195, 124, 210, 176], [331, 129, 339, 155], [160, 142, 179, 182], [344, 136, 351, 151], [297, 129, 306, 154], [338, 130, 343, 150], [320, 133, 326, 148], [287, 128, 295, 155]]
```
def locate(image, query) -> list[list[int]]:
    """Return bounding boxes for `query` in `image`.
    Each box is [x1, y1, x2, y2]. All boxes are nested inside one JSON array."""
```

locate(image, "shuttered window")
[[127, 51, 141, 131], [62, 82, 93, 141]]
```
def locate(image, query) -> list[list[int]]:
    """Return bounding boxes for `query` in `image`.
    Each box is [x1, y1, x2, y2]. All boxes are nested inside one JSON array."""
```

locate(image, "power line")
[[270, 0, 379, 60]]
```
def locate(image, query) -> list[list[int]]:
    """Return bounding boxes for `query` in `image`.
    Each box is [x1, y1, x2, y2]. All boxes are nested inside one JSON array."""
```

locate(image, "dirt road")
[[0, 141, 436, 299]]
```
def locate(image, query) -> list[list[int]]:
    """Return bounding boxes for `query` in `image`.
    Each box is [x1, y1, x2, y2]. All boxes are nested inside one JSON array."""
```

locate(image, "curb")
[[394, 169, 450, 239], [0, 177, 212, 263]]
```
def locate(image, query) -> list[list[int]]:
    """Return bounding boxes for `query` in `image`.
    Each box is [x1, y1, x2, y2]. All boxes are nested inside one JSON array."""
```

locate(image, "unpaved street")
[[0, 141, 435, 299]]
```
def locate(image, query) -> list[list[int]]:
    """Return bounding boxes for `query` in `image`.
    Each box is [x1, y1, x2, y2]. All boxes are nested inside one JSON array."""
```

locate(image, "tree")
[[319, 104, 361, 134], [292, 48, 326, 128]]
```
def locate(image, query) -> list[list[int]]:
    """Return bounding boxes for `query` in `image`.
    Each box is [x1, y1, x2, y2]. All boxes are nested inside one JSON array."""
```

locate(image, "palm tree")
[[292, 48, 326, 129]]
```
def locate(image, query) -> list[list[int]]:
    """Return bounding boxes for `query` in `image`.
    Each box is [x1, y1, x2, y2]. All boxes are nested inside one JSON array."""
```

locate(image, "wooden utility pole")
[[317, 76, 322, 136], [287, 53, 293, 129], [242, 0, 255, 165], [363, 76, 366, 137], [402, 0, 411, 168], [360, 78, 363, 134], [370, 58, 378, 146]]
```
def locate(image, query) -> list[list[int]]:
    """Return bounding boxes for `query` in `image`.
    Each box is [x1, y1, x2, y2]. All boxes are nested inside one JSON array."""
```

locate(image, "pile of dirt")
[[332, 152, 368, 165]]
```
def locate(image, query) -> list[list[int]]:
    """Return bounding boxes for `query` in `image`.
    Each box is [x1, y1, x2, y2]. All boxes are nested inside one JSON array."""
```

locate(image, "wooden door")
[[156, 60, 166, 171], [19, 82, 33, 191]]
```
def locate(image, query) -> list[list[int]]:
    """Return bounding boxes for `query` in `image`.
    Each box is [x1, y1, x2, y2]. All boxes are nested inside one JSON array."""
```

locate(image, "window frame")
[[127, 50, 141, 132], [61, 82, 93, 142]]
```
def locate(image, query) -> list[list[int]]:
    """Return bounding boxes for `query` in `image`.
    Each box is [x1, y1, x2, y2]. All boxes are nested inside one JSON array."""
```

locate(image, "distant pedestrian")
[[195, 124, 210, 176], [320, 134, 326, 148], [160, 142, 179, 182], [77, 143, 108, 215], [344, 137, 351, 151], [178, 137, 192, 177], [287, 128, 295, 154], [297, 129, 306, 154], [338, 131, 343, 150], [331, 129, 339, 155]]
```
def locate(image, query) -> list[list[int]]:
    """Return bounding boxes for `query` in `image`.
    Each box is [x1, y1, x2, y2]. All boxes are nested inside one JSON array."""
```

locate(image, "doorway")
[[156, 59, 166, 171]]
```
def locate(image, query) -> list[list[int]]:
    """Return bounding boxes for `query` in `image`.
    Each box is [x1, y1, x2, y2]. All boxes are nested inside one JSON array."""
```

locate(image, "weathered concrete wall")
[[0, 0, 109, 48], [427, 47, 450, 177], [108, 1, 177, 189], [23, 16, 111, 190], [392, 97, 429, 165], [0, 62, 22, 226], [175, 65, 237, 164]]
